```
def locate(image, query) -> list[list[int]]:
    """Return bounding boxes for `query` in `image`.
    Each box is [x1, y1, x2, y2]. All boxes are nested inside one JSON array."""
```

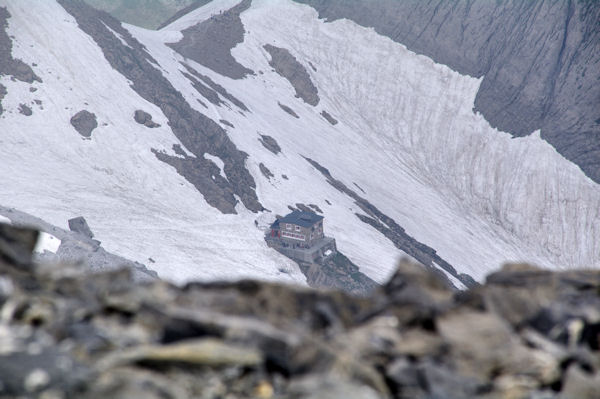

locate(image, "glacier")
[[0, 0, 597, 286]]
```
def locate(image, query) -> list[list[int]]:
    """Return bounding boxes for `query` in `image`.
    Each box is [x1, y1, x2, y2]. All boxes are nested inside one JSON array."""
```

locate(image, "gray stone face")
[[18, 103, 32, 116], [320, 110, 337, 125], [70, 110, 98, 138], [182, 70, 224, 107], [264, 44, 319, 106], [133, 109, 160, 128], [278, 102, 299, 118], [258, 134, 281, 155], [68, 216, 94, 239], [0, 84, 6, 116], [258, 162, 273, 180], [181, 63, 249, 111], [58, 0, 263, 214], [219, 119, 234, 128], [293, 0, 600, 183], [167, 0, 254, 79]]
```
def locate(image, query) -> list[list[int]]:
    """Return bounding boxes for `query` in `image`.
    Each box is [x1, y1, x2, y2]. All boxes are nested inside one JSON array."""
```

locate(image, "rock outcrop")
[[293, 0, 600, 183], [167, 0, 254, 79], [258, 134, 281, 155], [70, 110, 98, 138], [68, 216, 94, 239], [0, 224, 598, 398], [18, 103, 32, 116], [133, 109, 160, 128], [264, 44, 319, 106], [278, 102, 299, 118]]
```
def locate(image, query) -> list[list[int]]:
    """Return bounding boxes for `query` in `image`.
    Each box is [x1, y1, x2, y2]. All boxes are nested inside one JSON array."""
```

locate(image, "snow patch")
[[34, 232, 61, 254], [204, 153, 227, 180]]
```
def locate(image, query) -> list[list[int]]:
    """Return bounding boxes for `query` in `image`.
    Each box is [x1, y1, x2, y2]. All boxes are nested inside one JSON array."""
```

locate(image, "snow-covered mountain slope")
[[0, 0, 597, 286]]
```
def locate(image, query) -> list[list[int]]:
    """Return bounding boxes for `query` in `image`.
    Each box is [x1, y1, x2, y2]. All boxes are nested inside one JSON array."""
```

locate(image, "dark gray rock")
[[68, 216, 94, 239], [181, 63, 249, 111], [308, 203, 323, 213], [70, 110, 98, 138], [320, 110, 338, 125], [258, 134, 281, 154], [182, 69, 224, 107], [293, 0, 600, 183], [297, 251, 379, 296], [0, 8, 42, 84], [58, 0, 263, 214], [0, 83, 6, 115], [259, 163, 273, 180], [18, 103, 32, 116], [219, 119, 234, 128], [167, 0, 254, 79], [278, 102, 299, 118], [134, 109, 160, 128], [264, 44, 319, 106]]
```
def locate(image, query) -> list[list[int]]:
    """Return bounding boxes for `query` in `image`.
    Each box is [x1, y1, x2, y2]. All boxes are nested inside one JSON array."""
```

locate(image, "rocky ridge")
[[0, 223, 598, 398]]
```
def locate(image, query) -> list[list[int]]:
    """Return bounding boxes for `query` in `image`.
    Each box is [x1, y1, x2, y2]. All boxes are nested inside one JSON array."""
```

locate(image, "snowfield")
[[0, 0, 598, 285]]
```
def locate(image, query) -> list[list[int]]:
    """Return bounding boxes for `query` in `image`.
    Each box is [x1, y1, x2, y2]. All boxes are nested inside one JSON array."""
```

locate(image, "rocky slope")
[[1, 224, 599, 398]]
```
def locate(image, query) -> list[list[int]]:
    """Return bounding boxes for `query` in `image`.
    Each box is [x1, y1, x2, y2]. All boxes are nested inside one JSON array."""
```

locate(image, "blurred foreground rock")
[[0, 224, 598, 398]]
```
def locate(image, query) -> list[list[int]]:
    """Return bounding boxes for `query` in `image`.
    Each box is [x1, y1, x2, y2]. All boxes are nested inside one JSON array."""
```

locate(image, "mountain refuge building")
[[267, 210, 336, 263]]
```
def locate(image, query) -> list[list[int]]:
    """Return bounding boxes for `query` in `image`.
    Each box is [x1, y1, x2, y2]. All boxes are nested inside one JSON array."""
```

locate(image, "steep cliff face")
[[293, 0, 600, 183]]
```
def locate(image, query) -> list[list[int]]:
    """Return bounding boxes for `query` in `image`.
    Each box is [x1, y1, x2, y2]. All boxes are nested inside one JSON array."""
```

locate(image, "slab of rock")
[[134, 109, 160, 128], [258, 134, 281, 155], [259, 163, 273, 179], [68, 216, 94, 239], [18, 103, 32, 116], [264, 44, 319, 106], [278, 102, 299, 119], [320, 110, 338, 125], [167, 0, 254, 79], [70, 110, 97, 138], [0, 83, 6, 115]]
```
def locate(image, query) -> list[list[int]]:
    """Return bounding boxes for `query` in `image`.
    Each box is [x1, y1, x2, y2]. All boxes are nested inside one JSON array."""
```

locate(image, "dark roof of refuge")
[[279, 210, 323, 227]]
